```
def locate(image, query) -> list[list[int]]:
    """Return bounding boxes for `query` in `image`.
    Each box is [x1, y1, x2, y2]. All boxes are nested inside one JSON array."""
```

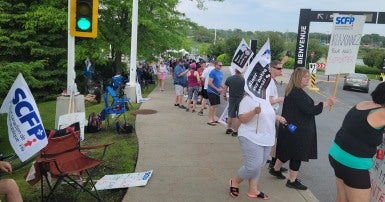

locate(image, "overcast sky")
[[177, 0, 385, 36]]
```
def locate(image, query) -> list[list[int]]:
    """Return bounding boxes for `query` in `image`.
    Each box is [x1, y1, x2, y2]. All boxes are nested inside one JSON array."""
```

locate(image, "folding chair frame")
[[36, 127, 113, 202]]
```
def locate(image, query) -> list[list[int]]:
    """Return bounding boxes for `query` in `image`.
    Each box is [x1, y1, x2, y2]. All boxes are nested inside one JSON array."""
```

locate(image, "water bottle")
[[286, 123, 297, 133]]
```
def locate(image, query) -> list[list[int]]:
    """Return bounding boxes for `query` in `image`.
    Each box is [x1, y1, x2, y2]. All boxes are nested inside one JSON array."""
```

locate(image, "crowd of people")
[[165, 55, 385, 202], [5, 52, 385, 201]]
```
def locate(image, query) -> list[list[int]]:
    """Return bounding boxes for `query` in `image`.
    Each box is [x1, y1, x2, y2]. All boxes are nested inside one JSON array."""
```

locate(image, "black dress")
[[276, 87, 323, 162]]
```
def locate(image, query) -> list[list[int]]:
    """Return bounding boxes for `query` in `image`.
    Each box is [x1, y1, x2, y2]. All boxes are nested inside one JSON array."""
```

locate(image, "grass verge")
[[0, 83, 155, 201]]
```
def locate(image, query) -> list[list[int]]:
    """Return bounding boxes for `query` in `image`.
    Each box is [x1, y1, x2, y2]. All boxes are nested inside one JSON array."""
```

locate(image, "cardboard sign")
[[231, 39, 254, 73], [243, 40, 271, 100], [325, 15, 366, 75]]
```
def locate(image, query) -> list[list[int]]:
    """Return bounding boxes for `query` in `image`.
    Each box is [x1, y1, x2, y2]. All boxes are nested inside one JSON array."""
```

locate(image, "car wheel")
[[343, 86, 347, 90], [364, 88, 369, 93]]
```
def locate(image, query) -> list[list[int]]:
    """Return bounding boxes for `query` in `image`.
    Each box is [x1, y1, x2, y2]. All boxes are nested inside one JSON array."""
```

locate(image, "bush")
[[283, 57, 295, 69], [216, 54, 231, 66], [355, 65, 381, 74]]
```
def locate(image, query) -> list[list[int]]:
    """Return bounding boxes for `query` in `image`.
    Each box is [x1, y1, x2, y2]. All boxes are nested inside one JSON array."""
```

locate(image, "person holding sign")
[[0, 161, 23, 202], [228, 94, 287, 199], [328, 82, 385, 202], [270, 67, 335, 190]]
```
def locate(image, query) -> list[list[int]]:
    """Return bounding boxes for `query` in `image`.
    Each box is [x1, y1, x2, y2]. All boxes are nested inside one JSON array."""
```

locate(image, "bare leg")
[[233, 118, 241, 132], [273, 159, 284, 171], [227, 117, 233, 130], [248, 178, 259, 195], [288, 170, 298, 182], [345, 183, 370, 202], [335, 177, 348, 202], [0, 179, 23, 202]]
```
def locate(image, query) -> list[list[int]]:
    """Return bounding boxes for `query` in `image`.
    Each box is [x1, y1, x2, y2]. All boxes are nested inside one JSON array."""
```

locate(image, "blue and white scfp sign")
[[0, 73, 47, 162]]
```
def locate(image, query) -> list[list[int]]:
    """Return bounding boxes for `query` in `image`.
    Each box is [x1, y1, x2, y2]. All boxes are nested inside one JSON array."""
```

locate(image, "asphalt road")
[[217, 68, 381, 202]]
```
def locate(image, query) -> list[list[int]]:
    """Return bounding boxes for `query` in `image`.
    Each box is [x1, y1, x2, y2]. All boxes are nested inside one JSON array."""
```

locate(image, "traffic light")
[[70, 0, 98, 38]]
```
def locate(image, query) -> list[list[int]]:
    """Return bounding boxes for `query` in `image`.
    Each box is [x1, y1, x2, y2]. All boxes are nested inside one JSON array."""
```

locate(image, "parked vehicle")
[[343, 73, 369, 93]]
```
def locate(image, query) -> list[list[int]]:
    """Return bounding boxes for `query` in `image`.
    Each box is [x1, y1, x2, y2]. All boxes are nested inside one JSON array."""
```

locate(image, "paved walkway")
[[122, 70, 318, 202]]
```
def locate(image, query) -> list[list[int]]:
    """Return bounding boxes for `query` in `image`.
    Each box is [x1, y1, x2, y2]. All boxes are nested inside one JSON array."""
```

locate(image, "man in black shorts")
[[223, 69, 245, 136]]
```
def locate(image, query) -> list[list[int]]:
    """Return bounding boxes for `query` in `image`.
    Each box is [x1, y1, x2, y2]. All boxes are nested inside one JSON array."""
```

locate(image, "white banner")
[[231, 38, 254, 73], [94, 170, 153, 190], [325, 15, 366, 75], [0, 73, 47, 162], [243, 39, 271, 100]]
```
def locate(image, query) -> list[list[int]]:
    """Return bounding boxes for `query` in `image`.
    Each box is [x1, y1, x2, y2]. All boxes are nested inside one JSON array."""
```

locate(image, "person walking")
[[198, 60, 214, 116], [223, 68, 245, 136], [267, 59, 288, 171], [186, 63, 201, 113], [328, 82, 385, 202], [173, 59, 188, 109], [228, 94, 287, 199], [269, 67, 336, 190], [157, 60, 168, 91], [207, 61, 224, 126]]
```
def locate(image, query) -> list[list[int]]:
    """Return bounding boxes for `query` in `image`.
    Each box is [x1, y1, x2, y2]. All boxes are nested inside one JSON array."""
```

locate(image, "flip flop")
[[213, 120, 219, 123], [247, 191, 269, 200], [207, 122, 216, 126], [229, 179, 239, 198]]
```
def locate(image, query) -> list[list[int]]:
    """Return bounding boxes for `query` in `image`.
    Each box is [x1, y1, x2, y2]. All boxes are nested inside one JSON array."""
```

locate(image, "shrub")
[[216, 54, 231, 66], [355, 65, 381, 74]]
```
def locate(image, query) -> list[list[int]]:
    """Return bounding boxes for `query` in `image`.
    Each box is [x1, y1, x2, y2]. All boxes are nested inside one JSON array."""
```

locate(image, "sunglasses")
[[273, 67, 283, 70]]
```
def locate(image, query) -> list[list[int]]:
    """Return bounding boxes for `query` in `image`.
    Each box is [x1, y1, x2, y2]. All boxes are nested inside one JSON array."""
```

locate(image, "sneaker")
[[192, 109, 196, 113], [286, 179, 307, 190], [179, 105, 186, 109], [231, 131, 238, 137], [269, 168, 286, 179], [226, 128, 233, 134], [198, 110, 203, 116], [174, 104, 179, 107]]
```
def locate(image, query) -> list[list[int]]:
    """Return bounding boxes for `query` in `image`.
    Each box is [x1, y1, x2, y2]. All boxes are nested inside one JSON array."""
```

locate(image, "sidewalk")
[[122, 71, 317, 202]]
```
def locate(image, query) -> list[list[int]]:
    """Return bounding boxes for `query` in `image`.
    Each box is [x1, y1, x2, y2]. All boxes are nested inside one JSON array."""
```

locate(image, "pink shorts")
[[158, 72, 166, 80]]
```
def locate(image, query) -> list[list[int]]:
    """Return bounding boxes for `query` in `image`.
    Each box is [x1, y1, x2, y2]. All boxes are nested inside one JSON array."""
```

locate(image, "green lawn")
[[0, 83, 155, 201]]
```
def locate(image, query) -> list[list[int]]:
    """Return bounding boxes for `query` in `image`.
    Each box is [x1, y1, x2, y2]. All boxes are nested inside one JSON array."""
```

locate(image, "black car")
[[343, 73, 369, 93]]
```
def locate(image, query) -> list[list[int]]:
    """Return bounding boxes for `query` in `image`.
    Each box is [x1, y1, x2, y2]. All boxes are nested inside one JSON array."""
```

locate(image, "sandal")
[[247, 191, 269, 200], [229, 179, 239, 198], [207, 122, 216, 126]]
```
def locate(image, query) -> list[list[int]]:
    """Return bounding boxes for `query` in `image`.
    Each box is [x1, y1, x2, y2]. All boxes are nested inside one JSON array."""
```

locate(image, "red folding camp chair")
[[31, 124, 113, 201]]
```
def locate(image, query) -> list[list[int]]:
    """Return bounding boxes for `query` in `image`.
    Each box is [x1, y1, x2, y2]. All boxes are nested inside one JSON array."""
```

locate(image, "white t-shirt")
[[238, 95, 276, 146], [267, 79, 279, 113], [201, 65, 215, 89]]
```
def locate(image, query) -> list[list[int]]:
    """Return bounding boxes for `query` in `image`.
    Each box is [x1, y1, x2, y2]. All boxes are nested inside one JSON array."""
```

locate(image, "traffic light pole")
[[54, 0, 85, 129], [125, 0, 139, 103]]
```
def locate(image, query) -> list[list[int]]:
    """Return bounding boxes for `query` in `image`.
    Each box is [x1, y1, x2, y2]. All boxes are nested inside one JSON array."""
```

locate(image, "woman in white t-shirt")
[[228, 94, 287, 199]]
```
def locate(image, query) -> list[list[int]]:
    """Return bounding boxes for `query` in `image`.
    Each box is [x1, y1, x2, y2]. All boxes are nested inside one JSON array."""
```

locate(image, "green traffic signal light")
[[70, 0, 98, 38], [77, 17, 91, 31]]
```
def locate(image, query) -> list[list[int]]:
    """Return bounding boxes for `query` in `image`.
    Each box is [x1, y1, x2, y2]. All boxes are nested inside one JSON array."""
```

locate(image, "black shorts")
[[228, 97, 242, 118], [200, 88, 208, 99], [208, 93, 220, 106], [329, 155, 370, 189]]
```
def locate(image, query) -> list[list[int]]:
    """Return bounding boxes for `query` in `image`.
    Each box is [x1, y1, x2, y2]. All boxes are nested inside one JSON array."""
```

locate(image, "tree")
[[0, 0, 68, 100], [258, 32, 284, 60], [98, 0, 193, 74], [363, 49, 385, 69]]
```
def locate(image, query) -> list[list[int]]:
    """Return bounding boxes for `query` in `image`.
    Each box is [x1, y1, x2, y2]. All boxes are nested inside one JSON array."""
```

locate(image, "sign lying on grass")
[[94, 170, 153, 190], [0, 73, 47, 162]]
